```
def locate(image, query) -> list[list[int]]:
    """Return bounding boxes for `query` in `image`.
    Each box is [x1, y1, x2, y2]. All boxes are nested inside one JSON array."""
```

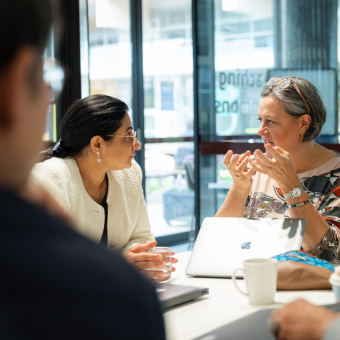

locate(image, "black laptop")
[[194, 304, 340, 340], [155, 283, 209, 309]]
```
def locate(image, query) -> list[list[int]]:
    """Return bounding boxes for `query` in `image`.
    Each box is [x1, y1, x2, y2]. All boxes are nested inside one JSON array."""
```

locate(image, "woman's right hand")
[[224, 150, 255, 191]]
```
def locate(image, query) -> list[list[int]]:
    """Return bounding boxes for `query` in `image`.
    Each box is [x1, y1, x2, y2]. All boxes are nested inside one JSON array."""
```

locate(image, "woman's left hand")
[[249, 144, 300, 190]]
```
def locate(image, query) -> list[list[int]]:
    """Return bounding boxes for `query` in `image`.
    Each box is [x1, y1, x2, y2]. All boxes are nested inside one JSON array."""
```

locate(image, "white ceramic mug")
[[232, 258, 278, 305]]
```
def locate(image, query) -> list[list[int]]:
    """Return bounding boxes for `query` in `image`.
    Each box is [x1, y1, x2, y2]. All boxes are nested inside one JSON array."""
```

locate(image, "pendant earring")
[[97, 152, 101, 163], [300, 133, 304, 142]]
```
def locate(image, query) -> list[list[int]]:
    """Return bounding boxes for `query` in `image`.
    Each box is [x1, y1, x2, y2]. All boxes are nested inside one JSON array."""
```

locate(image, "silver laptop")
[[186, 217, 306, 278], [155, 283, 209, 309]]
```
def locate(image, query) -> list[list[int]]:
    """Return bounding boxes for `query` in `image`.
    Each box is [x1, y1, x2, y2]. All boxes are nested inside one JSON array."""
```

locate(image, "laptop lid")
[[194, 304, 340, 340], [186, 217, 306, 278], [155, 283, 209, 309]]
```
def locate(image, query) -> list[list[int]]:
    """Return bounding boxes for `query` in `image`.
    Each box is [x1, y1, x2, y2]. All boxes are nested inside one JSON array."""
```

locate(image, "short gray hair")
[[261, 76, 327, 142]]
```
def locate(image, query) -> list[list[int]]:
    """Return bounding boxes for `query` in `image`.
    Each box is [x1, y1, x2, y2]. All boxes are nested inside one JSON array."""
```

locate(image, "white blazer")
[[31, 157, 154, 252]]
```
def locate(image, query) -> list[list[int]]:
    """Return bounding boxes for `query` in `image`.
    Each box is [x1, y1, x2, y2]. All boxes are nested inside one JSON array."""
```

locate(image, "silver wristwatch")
[[283, 185, 305, 200]]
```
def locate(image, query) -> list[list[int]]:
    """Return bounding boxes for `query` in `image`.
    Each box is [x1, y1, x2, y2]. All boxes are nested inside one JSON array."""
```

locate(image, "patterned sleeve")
[[306, 224, 340, 262], [306, 180, 340, 262]]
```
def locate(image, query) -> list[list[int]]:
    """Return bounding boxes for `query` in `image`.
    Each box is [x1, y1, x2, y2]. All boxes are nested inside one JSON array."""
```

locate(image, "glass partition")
[[87, 0, 132, 110], [197, 0, 339, 226], [142, 0, 193, 139], [80, 0, 90, 98], [43, 29, 57, 142], [214, 0, 337, 140], [145, 142, 194, 237], [215, 0, 274, 137], [142, 0, 194, 239]]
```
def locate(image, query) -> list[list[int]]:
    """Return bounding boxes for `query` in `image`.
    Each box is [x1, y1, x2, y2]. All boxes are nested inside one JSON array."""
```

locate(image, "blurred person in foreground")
[[268, 299, 340, 340], [0, 1, 165, 339]]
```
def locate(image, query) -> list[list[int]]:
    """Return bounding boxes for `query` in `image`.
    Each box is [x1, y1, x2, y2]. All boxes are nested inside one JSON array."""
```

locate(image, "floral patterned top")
[[245, 153, 340, 263]]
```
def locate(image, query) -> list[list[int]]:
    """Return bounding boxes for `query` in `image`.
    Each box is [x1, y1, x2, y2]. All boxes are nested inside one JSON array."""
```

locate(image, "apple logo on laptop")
[[241, 242, 251, 249]]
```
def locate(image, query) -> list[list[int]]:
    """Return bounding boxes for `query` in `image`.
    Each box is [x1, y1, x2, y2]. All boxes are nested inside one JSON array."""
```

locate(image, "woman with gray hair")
[[216, 76, 340, 262]]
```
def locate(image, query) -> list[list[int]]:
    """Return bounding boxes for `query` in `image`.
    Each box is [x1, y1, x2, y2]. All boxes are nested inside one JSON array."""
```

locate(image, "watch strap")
[[283, 185, 305, 200], [283, 192, 290, 200]]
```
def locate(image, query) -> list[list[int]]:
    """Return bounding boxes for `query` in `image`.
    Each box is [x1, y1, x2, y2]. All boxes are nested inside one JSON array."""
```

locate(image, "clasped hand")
[[224, 144, 299, 190], [123, 241, 178, 281]]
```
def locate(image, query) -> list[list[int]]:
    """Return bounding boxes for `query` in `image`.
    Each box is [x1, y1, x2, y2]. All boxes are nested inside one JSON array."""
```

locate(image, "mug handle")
[[232, 268, 248, 296]]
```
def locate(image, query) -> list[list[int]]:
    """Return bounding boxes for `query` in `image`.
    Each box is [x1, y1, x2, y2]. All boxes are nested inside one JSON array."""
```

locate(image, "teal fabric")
[[272, 251, 335, 272]]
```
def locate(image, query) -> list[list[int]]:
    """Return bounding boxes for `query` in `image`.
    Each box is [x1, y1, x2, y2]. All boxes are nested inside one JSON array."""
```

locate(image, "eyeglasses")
[[266, 77, 310, 115], [43, 58, 65, 101], [110, 130, 137, 146]]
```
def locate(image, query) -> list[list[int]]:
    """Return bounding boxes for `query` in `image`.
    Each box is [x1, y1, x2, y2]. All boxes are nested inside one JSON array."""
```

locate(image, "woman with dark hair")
[[216, 76, 340, 263], [32, 94, 177, 275]]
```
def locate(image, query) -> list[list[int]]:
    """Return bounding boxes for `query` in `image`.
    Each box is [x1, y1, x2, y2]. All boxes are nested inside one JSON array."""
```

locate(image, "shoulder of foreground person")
[[0, 188, 165, 340]]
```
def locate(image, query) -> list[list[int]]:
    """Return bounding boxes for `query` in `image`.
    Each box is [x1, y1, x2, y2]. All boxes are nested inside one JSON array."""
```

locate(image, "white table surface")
[[164, 251, 336, 340]]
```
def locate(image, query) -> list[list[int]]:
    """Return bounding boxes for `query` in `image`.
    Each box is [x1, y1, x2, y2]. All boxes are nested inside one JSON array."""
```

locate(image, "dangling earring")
[[97, 152, 101, 163], [300, 133, 304, 142]]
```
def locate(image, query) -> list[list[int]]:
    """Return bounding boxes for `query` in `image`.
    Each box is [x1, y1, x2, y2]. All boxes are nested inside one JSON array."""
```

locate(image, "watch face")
[[292, 188, 301, 198]]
